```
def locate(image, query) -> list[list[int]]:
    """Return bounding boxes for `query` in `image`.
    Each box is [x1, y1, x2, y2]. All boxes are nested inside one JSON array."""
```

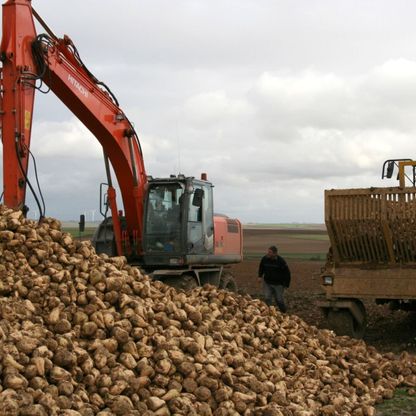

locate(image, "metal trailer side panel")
[[323, 266, 416, 299], [325, 186, 416, 267]]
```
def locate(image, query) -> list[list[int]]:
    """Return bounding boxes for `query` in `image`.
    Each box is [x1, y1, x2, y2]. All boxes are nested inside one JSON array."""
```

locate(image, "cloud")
[[4, 1, 416, 223], [144, 58, 416, 222], [31, 119, 102, 159], [169, 59, 416, 175], [181, 91, 253, 129], [17, 58, 416, 222]]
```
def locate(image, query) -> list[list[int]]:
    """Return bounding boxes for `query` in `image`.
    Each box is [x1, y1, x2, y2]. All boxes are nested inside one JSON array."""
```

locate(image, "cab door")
[[187, 183, 214, 254]]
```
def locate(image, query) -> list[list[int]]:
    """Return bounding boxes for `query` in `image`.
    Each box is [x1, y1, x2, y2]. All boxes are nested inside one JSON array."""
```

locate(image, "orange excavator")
[[0, 0, 242, 290]]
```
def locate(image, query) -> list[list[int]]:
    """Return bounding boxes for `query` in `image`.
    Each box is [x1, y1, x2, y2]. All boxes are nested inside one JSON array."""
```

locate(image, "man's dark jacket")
[[258, 255, 291, 287]]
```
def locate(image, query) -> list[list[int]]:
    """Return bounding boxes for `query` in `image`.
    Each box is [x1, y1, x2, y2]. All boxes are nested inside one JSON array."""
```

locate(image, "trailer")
[[319, 160, 416, 337]]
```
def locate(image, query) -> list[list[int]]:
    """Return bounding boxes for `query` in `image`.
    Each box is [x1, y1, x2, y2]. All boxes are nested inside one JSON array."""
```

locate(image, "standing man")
[[258, 246, 291, 312]]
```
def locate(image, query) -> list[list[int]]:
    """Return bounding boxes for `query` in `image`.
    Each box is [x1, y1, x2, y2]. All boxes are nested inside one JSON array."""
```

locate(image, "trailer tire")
[[327, 307, 366, 339], [220, 272, 237, 292], [327, 309, 354, 337]]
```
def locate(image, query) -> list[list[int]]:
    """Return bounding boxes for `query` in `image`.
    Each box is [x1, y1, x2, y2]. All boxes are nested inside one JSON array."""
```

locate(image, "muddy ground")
[[230, 228, 416, 355]]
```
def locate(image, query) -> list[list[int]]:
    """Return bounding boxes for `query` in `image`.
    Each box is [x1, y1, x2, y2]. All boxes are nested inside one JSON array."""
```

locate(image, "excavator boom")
[[0, 0, 147, 256]]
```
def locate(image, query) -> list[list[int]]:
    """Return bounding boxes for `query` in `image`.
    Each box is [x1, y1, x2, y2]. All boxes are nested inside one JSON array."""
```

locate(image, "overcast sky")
[[4, 0, 416, 223]]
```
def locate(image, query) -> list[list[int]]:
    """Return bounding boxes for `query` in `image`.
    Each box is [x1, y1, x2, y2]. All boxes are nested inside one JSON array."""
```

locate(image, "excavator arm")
[[0, 0, 147, 256]]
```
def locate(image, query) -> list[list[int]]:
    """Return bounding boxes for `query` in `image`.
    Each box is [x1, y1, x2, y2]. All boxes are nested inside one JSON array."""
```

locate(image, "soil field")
[[243, 227, 328, 260]]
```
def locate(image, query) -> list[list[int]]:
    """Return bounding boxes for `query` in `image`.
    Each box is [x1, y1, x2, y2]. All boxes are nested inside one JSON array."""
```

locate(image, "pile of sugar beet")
[[0, 207, 415, 416]]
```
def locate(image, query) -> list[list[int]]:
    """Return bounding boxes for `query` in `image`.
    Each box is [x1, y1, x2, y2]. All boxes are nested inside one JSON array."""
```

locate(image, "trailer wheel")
[[327, 310, 354, 337], [220, 272, 237, 292], [327, 307, 366, 339]]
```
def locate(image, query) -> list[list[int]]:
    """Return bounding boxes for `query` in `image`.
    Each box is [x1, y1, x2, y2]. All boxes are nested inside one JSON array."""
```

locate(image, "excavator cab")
[[92, 174, 216, 269], [142, 175, 215, 269]]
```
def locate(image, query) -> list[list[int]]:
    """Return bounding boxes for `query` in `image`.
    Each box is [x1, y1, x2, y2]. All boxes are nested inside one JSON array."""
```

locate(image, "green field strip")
[[62, 227, 97, 238], [243, 252, 327, 261], [375, 389, 416, 415], [275, 233, 329, 241], [244, 223, 325, 229]]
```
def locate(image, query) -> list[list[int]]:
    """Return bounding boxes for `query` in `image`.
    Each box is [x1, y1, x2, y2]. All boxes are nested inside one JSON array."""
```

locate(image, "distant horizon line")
[[60, 220, 325, 226]]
